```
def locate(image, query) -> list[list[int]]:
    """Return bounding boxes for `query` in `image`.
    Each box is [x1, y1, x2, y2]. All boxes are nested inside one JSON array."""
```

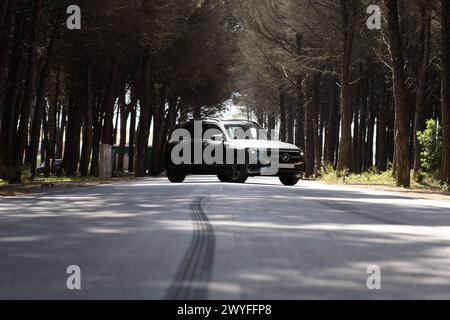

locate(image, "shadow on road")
[[0, 177, 449, 299]]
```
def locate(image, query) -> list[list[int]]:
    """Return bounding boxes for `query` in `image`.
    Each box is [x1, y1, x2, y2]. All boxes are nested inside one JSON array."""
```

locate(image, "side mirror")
[[211, 134, 225, 141]]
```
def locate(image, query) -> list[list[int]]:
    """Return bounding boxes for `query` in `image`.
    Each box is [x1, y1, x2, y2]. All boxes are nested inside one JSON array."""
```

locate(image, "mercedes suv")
[[165, 119, 305, 186]]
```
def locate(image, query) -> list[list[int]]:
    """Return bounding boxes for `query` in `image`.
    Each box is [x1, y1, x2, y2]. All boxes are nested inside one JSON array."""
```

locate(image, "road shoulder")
[[308, 180, 450, 202]]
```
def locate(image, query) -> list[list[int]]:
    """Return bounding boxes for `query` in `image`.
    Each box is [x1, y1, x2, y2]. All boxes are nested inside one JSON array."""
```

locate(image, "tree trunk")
[[383, 0, 411, 187], [0, 0, 11, 31], [0, 0, 14, 125], [355, 65, 367, 173], [149, 85, 167, 175], [376, 73, 388, 171], [352, 100, 360, 172], [313, 77, 321, 173], [135, 49, 153, 177], [112, 96, 120, 145], [279, 88, 287, 142], [26, 54, 51, 177], [295, 74, 305, 150], [413, 4, 431, 180], [56, 104, 66, 159], [325, 78, 338, 166], [101, 58, 118, 146], [256, 106, 264, 127], [42, 110, 51, 177], [90, 91, 102, 176], [386, 97, 395, 167], [359, 94, 367, 172], [366, 73, 375, 169], [287, 103, 294, 144], [0, 23, 23, 182], [336, 0, 357, 173], [47, 64, 60, 175], [61, 88, 81, 176], [304, 75, 316, 177], [15, 0, 41, 166], [128, 97, 136, 173], [441, 0, 450, 184], [159, 95, 178, 172], [295, 33, 305, 150], [80, 63, 93, 177], [179, 100, 188, 122], [117, 96, 129, 172], [26, 18, 58, 177]]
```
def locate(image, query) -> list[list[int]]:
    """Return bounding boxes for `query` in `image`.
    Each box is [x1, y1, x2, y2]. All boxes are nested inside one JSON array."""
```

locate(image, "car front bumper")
[[247, 162, 305, 177]]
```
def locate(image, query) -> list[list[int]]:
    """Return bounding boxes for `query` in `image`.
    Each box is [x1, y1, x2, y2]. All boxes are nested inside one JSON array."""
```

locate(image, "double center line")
[[165, 195, 216, 300]]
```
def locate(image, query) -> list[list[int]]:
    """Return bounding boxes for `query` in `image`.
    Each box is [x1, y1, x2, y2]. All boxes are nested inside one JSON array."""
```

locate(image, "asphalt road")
[[1, 176, 450, 299]]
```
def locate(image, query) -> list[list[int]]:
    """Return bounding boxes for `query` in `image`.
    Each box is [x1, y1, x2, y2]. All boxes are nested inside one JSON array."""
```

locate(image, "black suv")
[[165, 119, 305, 186]]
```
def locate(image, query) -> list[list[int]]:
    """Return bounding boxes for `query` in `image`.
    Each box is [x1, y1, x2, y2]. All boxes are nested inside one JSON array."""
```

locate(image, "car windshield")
[[224, 123, 272, 140]]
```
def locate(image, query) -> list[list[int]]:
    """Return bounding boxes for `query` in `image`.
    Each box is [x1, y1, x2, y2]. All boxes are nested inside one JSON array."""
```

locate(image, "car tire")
[[279, 175, 300, 186], [217, 174, 230, 183], [167, 165, 186, 183], [227, 164, 248, 183]]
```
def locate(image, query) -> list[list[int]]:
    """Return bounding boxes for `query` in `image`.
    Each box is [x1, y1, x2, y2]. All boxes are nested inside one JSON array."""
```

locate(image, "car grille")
[[278, 150, 303, 164], [262, 149, 302, 164]]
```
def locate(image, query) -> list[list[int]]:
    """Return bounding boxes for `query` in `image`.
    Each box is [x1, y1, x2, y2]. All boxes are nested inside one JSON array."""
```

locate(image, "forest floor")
[[318, 170, 450, 201], [317, 181, 450, 201], [2, 172, 449, 201], [0, 175, 137, 197]]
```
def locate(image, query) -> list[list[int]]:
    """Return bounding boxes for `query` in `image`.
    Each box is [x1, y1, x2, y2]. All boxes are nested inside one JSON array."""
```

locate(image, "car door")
[[201, 122, 225, 173]]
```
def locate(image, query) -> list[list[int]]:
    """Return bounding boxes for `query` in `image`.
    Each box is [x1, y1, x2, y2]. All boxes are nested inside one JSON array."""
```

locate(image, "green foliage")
[[412, 171, 450, 192], [20, 166, 33, 184], [319, 165, 396, 186], [319, 165, 449, 193], [417, 119, 442, 176], [0, 165, 33, 184], [346, 168, 396, 186], [319, 164, 345, 183], [33, 176, 99, 184]]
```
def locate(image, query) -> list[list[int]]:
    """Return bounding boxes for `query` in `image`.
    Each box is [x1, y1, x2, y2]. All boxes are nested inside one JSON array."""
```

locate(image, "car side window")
[[202, 123, 223, 140], [180, 123, 194, 140]]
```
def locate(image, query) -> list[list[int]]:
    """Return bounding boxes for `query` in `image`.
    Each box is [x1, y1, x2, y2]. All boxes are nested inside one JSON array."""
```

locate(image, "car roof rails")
[[222, 119, 251, 122], [186, 117, 222, 123], [222, 119, 260, 125]]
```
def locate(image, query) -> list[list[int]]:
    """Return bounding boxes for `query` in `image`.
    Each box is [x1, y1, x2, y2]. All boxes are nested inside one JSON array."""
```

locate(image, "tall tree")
[[336, 0, 358, 173], [441, 0, 450, 184], [383, 0, 411, 187], [413, 3, 431, 180], [15, 0, 41, 168], [135, 50, 153, 177]]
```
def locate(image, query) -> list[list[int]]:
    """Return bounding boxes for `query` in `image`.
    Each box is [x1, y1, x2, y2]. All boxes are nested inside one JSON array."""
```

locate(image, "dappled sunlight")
[[0, 236, 51, 243], [156, 219, 194, 231], [300, 196, 450, 209], [210, 220, 450, 242], [83, 227, 130, 235], [207, 282, 242, 294], [1, 177, 450, 299]]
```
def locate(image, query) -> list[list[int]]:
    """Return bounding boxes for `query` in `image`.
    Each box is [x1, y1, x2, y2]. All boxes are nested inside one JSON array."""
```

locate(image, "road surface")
[[1, 176, 450, 299]]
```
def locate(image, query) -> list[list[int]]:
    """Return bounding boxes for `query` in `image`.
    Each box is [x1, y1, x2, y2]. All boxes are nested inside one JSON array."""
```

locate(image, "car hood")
[[226, 139, 301, 151]]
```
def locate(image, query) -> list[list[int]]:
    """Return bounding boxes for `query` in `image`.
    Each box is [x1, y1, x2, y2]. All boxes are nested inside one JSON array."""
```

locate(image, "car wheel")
[[167, 165, 186, 183], [279, 175, 300, 186], [217, 174, 230, 183], [228, 164, 248, 183]]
